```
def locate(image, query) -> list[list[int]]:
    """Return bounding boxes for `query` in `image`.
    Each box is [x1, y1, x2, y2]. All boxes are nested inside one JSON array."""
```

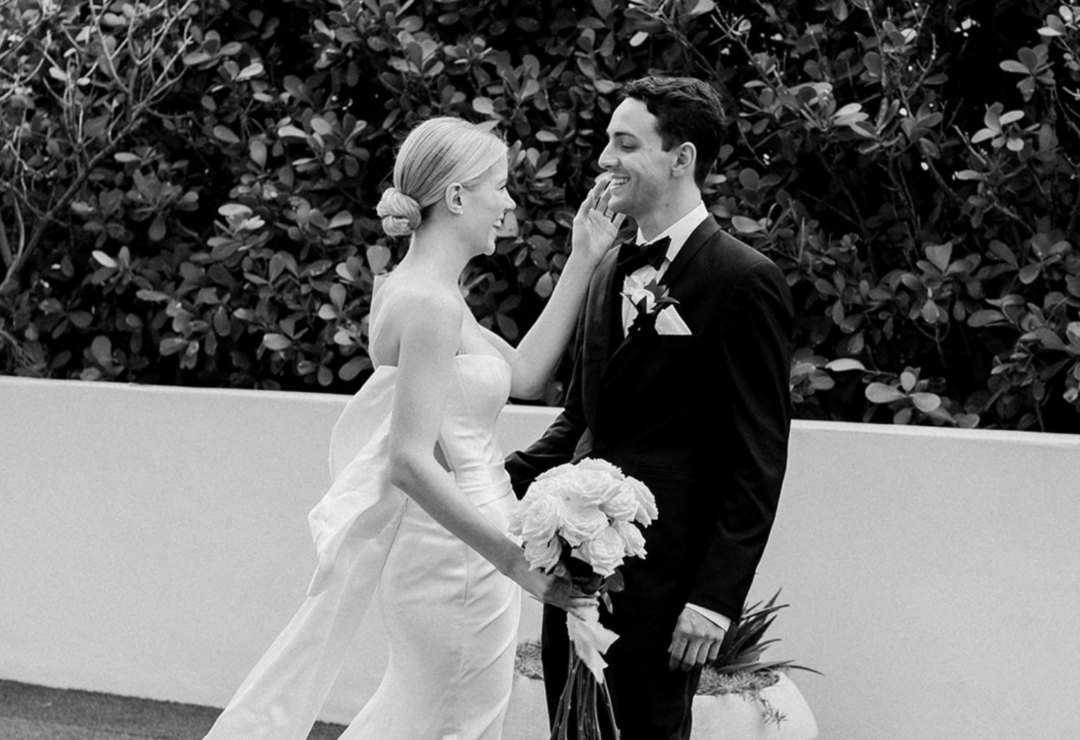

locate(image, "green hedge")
[[2, 0, 1080, 432]]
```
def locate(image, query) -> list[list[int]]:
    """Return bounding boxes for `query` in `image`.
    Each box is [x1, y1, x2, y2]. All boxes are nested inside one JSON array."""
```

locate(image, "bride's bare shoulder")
[[372, 275, 463, 341]]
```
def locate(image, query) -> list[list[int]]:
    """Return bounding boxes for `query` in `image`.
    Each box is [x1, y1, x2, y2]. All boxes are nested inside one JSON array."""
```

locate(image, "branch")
[[0, 207, 13, 269]]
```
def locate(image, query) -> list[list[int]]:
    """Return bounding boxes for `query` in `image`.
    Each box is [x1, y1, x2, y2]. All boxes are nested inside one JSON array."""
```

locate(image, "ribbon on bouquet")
[[566, 603, 619, 682]]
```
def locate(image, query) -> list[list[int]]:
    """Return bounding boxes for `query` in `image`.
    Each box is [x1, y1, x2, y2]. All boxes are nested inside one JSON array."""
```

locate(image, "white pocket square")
[[655, 306, 691, 336]]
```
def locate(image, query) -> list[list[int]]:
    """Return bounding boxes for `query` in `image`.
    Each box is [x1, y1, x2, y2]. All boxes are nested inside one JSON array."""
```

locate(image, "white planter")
[[691, 673, 818, 740]]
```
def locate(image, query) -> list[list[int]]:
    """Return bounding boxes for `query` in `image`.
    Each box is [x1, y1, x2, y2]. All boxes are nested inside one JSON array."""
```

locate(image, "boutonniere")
[[622, 273, 679, 332]]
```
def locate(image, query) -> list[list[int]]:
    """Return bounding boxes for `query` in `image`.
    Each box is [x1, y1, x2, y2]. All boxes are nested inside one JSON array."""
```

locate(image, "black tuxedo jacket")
[[507, 216, 794, 621]]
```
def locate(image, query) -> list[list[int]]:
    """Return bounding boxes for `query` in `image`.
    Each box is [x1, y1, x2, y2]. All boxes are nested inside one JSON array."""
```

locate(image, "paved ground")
[[0, 680, 345, 740]]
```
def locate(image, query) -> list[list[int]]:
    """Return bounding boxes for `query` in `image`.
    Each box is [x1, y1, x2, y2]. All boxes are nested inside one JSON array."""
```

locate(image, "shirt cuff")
[[686, 603, 731, 633]]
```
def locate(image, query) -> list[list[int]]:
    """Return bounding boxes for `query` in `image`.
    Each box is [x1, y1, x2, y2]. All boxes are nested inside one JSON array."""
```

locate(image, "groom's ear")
[[671, 143, 697, 180]]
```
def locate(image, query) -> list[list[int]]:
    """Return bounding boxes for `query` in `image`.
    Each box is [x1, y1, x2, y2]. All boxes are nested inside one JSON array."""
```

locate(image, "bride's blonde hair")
[[376, 117, 507, 238]]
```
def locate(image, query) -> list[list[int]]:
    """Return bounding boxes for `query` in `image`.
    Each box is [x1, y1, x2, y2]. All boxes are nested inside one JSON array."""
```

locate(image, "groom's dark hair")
[[622, 76, 726, 188]]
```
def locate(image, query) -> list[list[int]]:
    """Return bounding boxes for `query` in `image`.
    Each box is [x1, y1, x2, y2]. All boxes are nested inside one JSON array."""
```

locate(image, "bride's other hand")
[[570, 174, 625, 267], [512, 563, 598, 618]]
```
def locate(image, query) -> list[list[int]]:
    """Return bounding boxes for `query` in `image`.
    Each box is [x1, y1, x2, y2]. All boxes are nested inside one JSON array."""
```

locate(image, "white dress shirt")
[[618, 201, 731, 634]]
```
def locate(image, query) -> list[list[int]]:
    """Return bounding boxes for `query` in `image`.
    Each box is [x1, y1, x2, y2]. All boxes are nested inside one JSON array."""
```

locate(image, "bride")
[[202, 116, 624, 740]]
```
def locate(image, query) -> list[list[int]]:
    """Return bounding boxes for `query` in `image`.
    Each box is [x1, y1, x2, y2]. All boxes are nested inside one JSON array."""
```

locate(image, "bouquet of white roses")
[[509, 458, 657, 740]]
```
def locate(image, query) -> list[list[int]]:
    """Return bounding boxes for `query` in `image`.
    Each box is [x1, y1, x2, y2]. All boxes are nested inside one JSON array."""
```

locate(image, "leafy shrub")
[[2, 0, 1079, 432]]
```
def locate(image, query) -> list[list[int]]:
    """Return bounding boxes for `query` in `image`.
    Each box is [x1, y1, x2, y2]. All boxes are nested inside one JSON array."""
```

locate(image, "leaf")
[[925, 243, 952, 272], [91, 336, 113, 367], [834, 102, 862, 118], [339, 357, 371, 382], [999, 60, 1030, 75], [218, 203, 253, 218], [863, 51, 882, 76], [900, 370, 917, 392], [328, 211, 353, 229], [534, 273, 554, 298], [92, 251, 117, 268], [330, 283, 347, 310], [865, 383, 905, 404], [149, 214, 167, 242], [731, 216, 763, 234], [955, 170, 985, 181], [534, 161, 558, 179], [159, 337, 189, 356], [999, 110, 1025, 126], [367, 245, 392, 274], [911, 392, 941, 413], [472, 97, 495, 116], [825, 358, 866, 372], [277, 125, 308, 139], [236, 61, 264, 81], [213, 125, 240, 144], [263, 333, 293, 351], [968, 309, 1007, 328], [920, 299, 940, 324], [1019, 263, 1041, 284], [249, 139, 267, 168], [183, 51, 213, 66]]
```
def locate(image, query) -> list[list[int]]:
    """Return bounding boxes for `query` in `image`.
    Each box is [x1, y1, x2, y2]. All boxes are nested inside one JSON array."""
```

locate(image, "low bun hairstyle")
[[375, 187, 422, 238], [376, 117, 507, 238]]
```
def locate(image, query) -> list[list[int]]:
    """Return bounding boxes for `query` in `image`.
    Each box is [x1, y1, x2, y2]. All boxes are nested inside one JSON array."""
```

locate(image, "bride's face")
[[460, 158, 516, 255]]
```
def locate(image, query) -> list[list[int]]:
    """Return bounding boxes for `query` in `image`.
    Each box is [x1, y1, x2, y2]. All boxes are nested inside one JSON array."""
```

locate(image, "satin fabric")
[[204, 353, 521, 740]]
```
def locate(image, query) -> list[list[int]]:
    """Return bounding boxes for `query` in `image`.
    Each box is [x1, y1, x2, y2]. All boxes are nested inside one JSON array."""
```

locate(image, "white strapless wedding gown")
[[204, 352, 521, 740]]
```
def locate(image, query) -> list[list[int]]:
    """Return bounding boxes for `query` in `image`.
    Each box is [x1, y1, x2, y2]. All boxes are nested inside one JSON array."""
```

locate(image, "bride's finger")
[[595, 183, 614, 215], [589, 174, 613, 210]]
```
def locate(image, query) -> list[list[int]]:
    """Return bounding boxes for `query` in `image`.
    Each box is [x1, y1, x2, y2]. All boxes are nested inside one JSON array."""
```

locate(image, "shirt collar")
[[635, 201, 709, 264]]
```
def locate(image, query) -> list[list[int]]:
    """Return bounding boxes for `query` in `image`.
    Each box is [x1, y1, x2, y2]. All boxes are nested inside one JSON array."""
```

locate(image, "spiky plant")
[[697, 590, 821, 723]]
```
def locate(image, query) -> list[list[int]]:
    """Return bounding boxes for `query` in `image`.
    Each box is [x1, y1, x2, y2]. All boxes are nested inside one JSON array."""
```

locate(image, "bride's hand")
[[569, 174, 625, 267], [512, 562, 598, 620]]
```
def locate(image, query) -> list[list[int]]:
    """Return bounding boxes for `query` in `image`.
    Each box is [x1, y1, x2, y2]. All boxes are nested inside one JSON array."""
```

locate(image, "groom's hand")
[[667, 607, 725, 672]]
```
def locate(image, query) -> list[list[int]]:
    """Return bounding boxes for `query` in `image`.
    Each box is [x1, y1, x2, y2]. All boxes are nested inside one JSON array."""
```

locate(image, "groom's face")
[[598, 97, 678, 222]]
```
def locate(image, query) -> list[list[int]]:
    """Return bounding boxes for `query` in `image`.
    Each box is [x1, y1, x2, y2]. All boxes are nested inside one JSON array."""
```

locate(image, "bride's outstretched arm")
[[488, 176, 624, 399], [387, 289, 588, 613]]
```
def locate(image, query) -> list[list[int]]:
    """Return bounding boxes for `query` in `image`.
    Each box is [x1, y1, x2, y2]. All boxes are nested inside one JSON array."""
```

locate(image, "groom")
[[506, 76, 794, 739]]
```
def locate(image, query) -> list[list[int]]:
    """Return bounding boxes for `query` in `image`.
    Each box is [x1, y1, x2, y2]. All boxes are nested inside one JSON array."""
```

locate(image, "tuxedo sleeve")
[[505, 307, 589, 498], [690, 259, 793, 619]]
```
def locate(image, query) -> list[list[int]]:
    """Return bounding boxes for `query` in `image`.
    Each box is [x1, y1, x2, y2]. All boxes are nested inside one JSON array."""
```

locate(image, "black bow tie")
[[616, 237, 671, 279]]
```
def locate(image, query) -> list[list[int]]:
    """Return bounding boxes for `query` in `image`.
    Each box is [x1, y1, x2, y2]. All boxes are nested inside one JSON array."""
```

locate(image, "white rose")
[[512, 490, 564, 544], [563, 469, 623, 507], [572, 525, 626, 577], [558, 501, 610, 547], [623, 273, 658, 313], [599, 487, 639, 522], [614, 520, 647, 559], [573, 458, 625, 479], [536, 462, 576, 483], [524, 536, 563, 572], [623, 476, 658, 527], [522, 476, 560, 502]]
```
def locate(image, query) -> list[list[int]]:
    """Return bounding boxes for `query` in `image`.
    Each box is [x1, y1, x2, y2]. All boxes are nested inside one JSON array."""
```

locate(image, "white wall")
[[1, 376, 1078, 739]]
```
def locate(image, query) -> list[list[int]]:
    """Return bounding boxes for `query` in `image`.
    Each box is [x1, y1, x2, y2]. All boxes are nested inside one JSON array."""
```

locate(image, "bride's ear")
[[444, 183, 465, 215]]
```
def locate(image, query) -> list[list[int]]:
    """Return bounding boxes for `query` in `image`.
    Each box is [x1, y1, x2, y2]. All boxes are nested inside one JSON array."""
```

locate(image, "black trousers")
[[540, 603, 702, 740]]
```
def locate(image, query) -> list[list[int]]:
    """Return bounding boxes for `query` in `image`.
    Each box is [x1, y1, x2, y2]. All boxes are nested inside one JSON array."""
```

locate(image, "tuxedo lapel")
[[581, 250, 623, 430], [659, 215, 720, 288]]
